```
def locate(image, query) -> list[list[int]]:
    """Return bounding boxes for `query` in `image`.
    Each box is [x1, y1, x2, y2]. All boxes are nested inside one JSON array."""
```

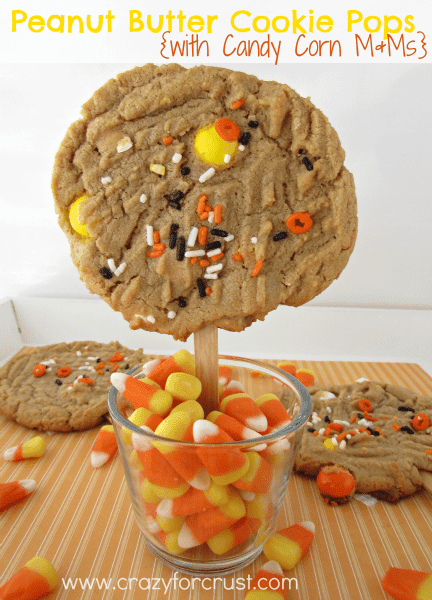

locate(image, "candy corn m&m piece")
[[0, 480, 36, 511], [381, 567, 432, 600], [0, 556, 57, 600], [316, 466, 356, 503], [263, 521, 315, 570], [4, 437, 45, 461], [245, 560, 286, 600], [90, 425, 117, 468], [110, 373, 173, 415]]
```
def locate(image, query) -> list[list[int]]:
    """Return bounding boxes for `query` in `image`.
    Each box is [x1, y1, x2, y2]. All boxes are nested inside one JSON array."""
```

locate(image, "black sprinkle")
[[357, 413, 363, 419], [401, 425, 415, 434], [298, 149, 304, 155], [398, 406, 415, 413], [372, 429, 380, 437], [366, 427, 374, 435], [96, 358, 102, 363], [172, 190, 185, 202], [197, 279, 206, 298], [169, 224, 179, 249], [168, 200, 181, 210], [248, 120, 259, 128], [176, 236, 186, 261], [273, 232, 288, 242], [106, 369, 110, 372], [124, 364, 130, 370], [205, 241, 222, 251], [181, 167, 190, 176], [324, 416, 331, 423], [178, 297, 187, 308], [55, 379, 63, 386], [302, 156, 314, 171], [210, 228, 228, 238], [100, 267, 113, 279], [308, 427, 315, 433], [238, 132, 251, 145]]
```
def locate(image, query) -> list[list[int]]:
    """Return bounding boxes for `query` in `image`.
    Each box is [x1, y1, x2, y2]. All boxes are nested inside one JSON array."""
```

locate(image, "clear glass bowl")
[[108, 355, 311, 576]]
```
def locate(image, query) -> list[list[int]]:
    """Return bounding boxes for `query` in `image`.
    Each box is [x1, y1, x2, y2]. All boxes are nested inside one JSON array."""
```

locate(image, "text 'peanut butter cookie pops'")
[[52, 64, 357, 411]]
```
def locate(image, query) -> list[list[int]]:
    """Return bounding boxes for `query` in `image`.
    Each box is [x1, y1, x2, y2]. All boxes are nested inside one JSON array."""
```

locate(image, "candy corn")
[[147, 349, 195, 388], [207, 411, 266, 451], [141, 358, 163, 377], [136, 445, 189, 499], [153, 412, 210, 490], [245, 493, 271, 520], [231, 451, 273, 494], [157, 481, 230, 518], [295, 368, 315, 387], [165, 373, 202, 404], [0, 556, 57, 600], [110, 373, 173, 415], [207, 516, 261, 554], [141, 478, 162, 503], [245, 560, 286, 600], [193, 420, 250, 485], [277, 361, 297, 377], [220, 393, 268, 432], [218, 366, 233, 386], [90, 425, 117, 468], [4, 437, 45, 461], [220, 387, 245, 401], [177, 493, 246, 548], [263, 521, 315, 570], [254, 394, 291, 428], [123, 407, 163, 444], [381, 567, 432, 600], [0, 480, 36, 511], [155, 530, 185, 554], [170, 400, 204, 422], [155, 515, 186, 532]]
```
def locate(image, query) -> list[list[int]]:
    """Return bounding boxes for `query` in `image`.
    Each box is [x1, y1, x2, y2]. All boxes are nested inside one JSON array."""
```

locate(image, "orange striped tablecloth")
[[1, 360, 432, 600]]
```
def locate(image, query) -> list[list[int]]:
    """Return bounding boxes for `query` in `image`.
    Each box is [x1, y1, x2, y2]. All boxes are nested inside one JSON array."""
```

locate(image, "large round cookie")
[[0, 341, 148, 431], [52, 64, 357, 341]]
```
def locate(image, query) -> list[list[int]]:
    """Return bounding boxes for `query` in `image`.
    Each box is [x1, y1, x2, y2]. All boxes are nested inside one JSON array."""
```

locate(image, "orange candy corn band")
[[0, 566, 50, 600], [91, 429, 117, 455], [0, 481, 31, 511], [381, 567, 432, 600]]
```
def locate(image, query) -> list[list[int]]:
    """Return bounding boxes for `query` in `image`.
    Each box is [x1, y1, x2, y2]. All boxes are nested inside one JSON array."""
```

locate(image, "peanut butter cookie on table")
[[52, 64, 357, 341], [0, 341, 148, 431]]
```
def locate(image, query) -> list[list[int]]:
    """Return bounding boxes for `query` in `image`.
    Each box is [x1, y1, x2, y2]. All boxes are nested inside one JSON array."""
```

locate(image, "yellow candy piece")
[[138, 377, 161, 388], [156, 515, 186, 532], [129, 449, 142, 470], [25, 556, 58, 591], [205, 482, 230, 506], [150, 163, 165, 176], [172, 349, 196, 376], [323, 438, 336, 451], [69, 196, 91, 238], [123, 407, 152, 445], [165, 373, 202, 404], [22, 436, 45, 459], [163, 531, 185, 554], [263, 533, 302, 571], [141, 479, 161, 503], [150, 480, 190, 499], [246, 493, 268, 520], [170, 400, 204, 422], [194, 119, 239, 167], [153, 412, 192, 454]]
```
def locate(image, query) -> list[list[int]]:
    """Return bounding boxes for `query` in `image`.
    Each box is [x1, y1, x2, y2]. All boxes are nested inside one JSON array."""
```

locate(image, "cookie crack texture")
[[52, 64, 357, 341]]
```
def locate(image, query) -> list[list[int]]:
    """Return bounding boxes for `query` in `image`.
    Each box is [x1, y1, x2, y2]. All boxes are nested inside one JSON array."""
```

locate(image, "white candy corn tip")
[[261, 560, 284, 576], [242, 428, 267, 452], [19, 479, 36, 493], [245, 414, 268, 433], [266, 438, 290, 455], [188, 470, 211, 491], [110, 372, 127, 393], [3, 445, 18, 461], [238, 490, 256, 502], [132, 426, 154, 452], [193, 420, 218, 443], [156, 499, 174, 518], [91, 451, 109, 468], [178, 523, 199, 549], [299, 521, 315, 533], [147, 516, 161, 534], [226, 380, 244, 391], [142, 358, 163, 377]]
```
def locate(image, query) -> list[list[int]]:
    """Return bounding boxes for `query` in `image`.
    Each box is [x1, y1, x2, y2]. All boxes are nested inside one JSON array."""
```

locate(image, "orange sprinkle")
[[204, 204, 212, 212], [328, 423, 344, 432], [393, 415, 398, 419], [364, 412, 378, 422], [382, 415, 389, 420], [313, 431, 319, 436], [286, 212, 313, 235], [336, 431, 347, 443], [162, 136, 173, 145], [214, 204, 223, 224], [147, 250, 164, 258], [199, 258, 210, 268], [111, 364, 119, 373], [232, 253, 243, 262], [94, 362, 105, 370], [153, 243, 166, 251], [78, 377, 94, 385], [211, 252, 224, 262], [153, 231, 161, 244], [97, 370, 105, 375], [375, 428, 385, 437], [198, 226, 208, 245], [358, 398, 373, 412], [426, 450, 432, 456], [198, 194, 208, 202], [391, 424, 400, 431], [33, 364, 46, 377], [323, 427, 331, 437], [199, 212, 209, 221], [109, 353, 124, 362], [349, 415, 357, 424], [205, 287, 212, 296], [348, 430, 357, 436], [251, 260, 263, 278], [190, 257, 198, 265], [57, 366, 72, 377], [358, 426, 368, 433], [232, 98, 245, 109]]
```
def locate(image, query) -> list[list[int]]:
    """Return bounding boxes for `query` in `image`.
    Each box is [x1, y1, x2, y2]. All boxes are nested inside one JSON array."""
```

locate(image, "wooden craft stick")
[[194, 324, 219, 415]]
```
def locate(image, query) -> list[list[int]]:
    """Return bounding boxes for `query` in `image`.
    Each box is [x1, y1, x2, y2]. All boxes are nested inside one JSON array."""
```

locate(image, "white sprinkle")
[[208, 211, 215, 223], [140, 194, 147, 203], [332, 437, 338, 446], [146, 225, 154, 247], [225, 234, 234, 242], [114, 262, 126, 276], [147, 316, 156, 324], [339, 440, 347, 450], [346, 434, 352, 440], [334, 420, 351, 427], [358, 418, 368, 427], [184, 250, 205, 258], [108, 258, 116, 272], [78, 366, 92, 370], [204, 273, 218, 280], [356, 377, 369, 383], [101, 176, 112, 185], [85, 357, 99, 361], [76, 351, 82, 356], [251, 237, 258, 244], [224, 154, 231, 163], [172, 153, 182, 164], [239, 145, 245, 152], [199, 167, 215, 183], [117, 136, 133, 153], [312, 412, 317, 417], [207, 248, 223, 257], [187, 227, 199, 247], [135, 314, 147, 322], [307, 422, 313, 427], [319, 428, 326, 436], [326, 407, 332, 414], [46, 368, 52, 372], [167, 311, 176, 319], [41, 359, 56, 365], [206, 263, 223, 273]]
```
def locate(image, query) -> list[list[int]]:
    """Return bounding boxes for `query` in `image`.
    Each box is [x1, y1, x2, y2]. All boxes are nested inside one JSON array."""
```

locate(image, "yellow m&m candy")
[[69, 195, 91, 238], [194, 119, 240, 166]]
